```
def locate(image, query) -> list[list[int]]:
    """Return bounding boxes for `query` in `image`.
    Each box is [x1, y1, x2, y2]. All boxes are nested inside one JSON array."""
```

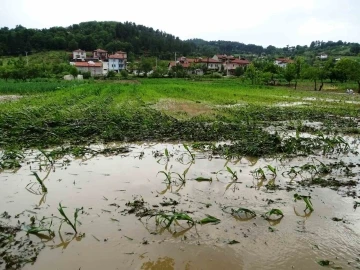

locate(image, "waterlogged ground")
[[1, 141, 360, 270]]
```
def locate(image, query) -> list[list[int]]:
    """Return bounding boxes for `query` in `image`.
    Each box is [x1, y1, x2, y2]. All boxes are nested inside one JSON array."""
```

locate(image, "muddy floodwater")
[[1, 143, 360, 270]]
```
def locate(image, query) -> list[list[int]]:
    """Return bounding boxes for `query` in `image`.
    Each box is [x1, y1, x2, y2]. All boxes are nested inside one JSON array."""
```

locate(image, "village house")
[[317, 53, 328, 60], [108, 51, 127, 72], [72, 49, 86, 60], [213, 54, 236, 63], [168, 57, 195, 70], [198, 58, 222, 71], [93, 49, 108, 61], [274, 58, 293, 68], [224, 58, 250, 74], [73, 61, 103, 76]]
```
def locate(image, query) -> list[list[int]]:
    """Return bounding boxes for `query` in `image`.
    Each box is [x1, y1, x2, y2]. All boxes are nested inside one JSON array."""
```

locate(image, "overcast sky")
[[0, 0, 358, 47]]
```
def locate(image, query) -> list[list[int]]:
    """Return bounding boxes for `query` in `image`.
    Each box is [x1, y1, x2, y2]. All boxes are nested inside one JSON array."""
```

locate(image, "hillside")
[[0, 21, 359, 60]]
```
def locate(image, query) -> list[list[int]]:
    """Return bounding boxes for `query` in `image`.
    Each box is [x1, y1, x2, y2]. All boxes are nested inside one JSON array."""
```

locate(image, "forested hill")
[[0, 21, 359, 59]]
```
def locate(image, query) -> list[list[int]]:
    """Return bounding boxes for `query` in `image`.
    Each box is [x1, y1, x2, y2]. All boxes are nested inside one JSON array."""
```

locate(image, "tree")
[[335, 58, 360, 92], [245, 63, 258, 84], [293, 57, 304, 90], [350, 44, 360, 55], [139, 58, 153, 77], [68, 39, 79, 51], [301, 65, 319, 91], [282, 63, 296, 86], [69, 66, 78, 77], [263, 62, 279, 85], [234, 66, 244, 77]]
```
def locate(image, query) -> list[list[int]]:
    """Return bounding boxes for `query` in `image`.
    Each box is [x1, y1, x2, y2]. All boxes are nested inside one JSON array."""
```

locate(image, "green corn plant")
[[32, 171, 48, 193], [195, 177, 212, 182], [39, 149, 54, 165], [58, 203, 83, 234], [155, 212, 195, 228], [226, 166, 238, 180], [183, 144, 195, 161], [223, 206, 256, 218], [25, 225, 54, 236], [294, 194, 314, 212], [264, 209, 284, 220], [171, 163, 191, 184], [157, 171, 172, 184], [252, 168, 266, 180], [164, 148, 170, 161], [198, 214, 221, 225], [265, 165, 277, 177]]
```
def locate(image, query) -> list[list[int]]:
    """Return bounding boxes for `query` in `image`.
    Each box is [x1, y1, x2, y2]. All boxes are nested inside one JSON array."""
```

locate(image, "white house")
[[73, 49, 86, 60], [318, 53, 328, 60], [74, 61, 103, 76], [198, 58, 222, 71], [108, 52, 127, 72], [274, 58, 293, 68]]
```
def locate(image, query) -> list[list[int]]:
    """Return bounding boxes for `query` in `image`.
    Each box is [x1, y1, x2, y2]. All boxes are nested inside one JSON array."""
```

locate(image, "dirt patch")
[[0, 95, 22, 103], [152, 99, 213, 117]]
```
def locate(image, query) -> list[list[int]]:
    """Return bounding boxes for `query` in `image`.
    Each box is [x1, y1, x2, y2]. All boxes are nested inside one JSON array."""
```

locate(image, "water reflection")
[[141, 257, 175, 270]]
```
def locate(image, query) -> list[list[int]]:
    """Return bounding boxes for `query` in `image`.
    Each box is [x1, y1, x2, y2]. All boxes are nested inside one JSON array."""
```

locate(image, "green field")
[[0, 78, 359, 153]]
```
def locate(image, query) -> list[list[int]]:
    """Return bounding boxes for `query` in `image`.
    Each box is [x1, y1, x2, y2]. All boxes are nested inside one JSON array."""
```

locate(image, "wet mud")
[[0, 142, 360, 270]]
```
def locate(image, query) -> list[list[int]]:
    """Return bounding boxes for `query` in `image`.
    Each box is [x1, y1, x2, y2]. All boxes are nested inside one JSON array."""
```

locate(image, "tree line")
[[1, 21, 359, 59], [242, 57, 360, 92]]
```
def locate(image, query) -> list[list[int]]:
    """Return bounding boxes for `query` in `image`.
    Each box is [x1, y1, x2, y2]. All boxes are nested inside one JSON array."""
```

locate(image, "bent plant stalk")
[[58, 203, 83, 234]]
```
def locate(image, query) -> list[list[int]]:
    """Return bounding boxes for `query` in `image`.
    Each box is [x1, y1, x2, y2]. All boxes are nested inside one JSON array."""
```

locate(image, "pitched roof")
[[74, 62, 102, 67], [115, 51, 126, 54], [169, 61, 190, 68], [109, 53, 127, 59], [216, 54, 235, 60], [93, 49, 107, 53], [198, 58, 221, 64], [230, 59, 250, 65], [73, 49, 85, 52], [276, 58, 293, 63]]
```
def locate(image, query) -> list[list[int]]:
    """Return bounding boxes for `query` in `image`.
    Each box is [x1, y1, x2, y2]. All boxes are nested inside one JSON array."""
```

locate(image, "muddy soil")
[[1, 143, 360, 270]]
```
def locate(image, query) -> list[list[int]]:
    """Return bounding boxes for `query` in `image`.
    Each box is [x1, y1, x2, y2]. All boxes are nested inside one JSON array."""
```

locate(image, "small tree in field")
[[245, 63, 258, 84], [234, 66, 244, 77], [120, 70, 128, 79], [283, 63, 296, 86], [335, 58, 360, 93]]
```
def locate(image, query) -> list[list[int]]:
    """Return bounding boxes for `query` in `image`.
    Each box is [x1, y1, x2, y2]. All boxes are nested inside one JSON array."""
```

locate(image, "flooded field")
[[1, 142, 360, 270]]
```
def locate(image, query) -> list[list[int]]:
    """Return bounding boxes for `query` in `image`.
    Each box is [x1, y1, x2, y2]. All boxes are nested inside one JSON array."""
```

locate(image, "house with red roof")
[[73, 61, 103, 76], [224, 58, 250, 74], [213, 54, 236, 63], [197, 58, 222, 71], [168, 57, 197, 69], [93, 49, 108, 61]]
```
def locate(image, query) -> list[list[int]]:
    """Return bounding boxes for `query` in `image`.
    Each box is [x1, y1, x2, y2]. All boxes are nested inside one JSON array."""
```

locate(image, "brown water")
[[1, 143, 360, 270]]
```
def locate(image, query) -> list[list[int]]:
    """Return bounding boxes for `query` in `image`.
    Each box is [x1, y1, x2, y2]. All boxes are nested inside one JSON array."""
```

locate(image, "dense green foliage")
[[1, 21, 359, 59]]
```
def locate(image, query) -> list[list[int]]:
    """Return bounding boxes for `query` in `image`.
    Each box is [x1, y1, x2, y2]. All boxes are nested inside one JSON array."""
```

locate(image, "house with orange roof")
[[73, 61, 103, 76], [224, 58, 250, 74], [213, 54, 236, 63]]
